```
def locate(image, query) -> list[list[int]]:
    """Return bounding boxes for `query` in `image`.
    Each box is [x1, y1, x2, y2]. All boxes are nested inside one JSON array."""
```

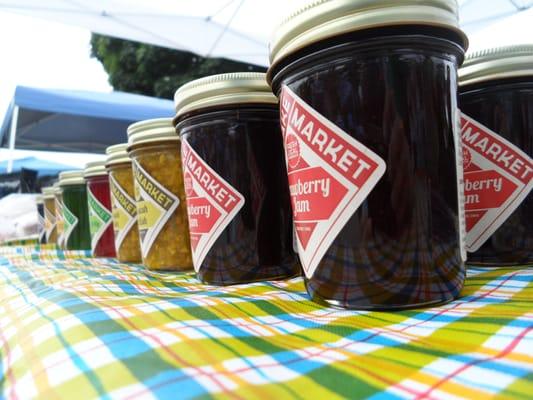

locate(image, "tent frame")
[[7, 106, 19, 173]]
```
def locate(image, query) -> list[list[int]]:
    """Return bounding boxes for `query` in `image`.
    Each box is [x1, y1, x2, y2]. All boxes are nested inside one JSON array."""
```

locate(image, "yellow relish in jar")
[[127, 118, 193, 271], [106, 143, 142, 263]]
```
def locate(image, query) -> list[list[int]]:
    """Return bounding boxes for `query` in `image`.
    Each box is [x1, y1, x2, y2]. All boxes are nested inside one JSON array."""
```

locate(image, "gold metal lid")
[[42, 186, 56, 198], [459, 44, 533, 86], [174, 72, 278, 120], [106, 143, 130, 167], [84, 160, 108, 178], [52, 182, 62, 194], [268, 0, 467, 76], [127, 118, 178, 149], [59, 170, 85, 186]]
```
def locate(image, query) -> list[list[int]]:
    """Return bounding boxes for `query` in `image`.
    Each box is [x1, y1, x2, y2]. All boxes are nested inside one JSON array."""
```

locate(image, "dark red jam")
[[269, 29, 467, 309], [177, 105, 300, 285], [460, 78, 533, 266], [86, 175, 116, 258]]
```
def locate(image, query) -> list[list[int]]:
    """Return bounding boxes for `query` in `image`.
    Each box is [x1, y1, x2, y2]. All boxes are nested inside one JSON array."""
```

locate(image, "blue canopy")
[[0, 157, 74, 177], [0, 86, 175, 153]]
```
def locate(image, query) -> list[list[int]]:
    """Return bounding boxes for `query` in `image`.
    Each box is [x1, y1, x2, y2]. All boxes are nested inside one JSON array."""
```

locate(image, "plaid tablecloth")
[[0, 246, 531, 399]]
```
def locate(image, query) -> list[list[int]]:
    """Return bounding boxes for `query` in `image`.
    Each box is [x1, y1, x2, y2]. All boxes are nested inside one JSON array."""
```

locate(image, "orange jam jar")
[[127, 118, 193, 271], [106, 143, 142, 263]]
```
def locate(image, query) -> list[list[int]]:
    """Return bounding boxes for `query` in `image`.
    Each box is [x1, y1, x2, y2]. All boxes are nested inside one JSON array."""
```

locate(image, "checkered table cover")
[[0, 246, 532, 399]]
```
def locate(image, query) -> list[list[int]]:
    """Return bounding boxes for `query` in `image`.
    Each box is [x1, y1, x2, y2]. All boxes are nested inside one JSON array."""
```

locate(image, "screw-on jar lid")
[[106, 143, 130, 167], [52, 182, 62, 194], [59, 170, 85, 186], [174, 72, 278, 120], [42, 186, 56, 198], [35, 194, 44, 204], [459, 44, 533, 86], [268, 0, 467, 77], [127, 118, 178, 150], [84, 160, 108, 178]]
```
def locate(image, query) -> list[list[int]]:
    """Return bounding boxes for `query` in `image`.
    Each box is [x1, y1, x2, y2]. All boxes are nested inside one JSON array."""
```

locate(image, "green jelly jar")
[[59, 170, 91, 250]]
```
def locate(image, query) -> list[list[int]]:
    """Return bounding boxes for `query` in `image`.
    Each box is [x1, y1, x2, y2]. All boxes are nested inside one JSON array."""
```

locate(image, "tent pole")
[[7, 105, 19, 173]]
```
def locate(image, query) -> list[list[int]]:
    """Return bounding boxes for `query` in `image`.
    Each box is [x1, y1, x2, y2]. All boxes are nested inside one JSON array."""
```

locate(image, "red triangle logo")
[[190, 234, 201, 251], [465, 210, 488, 231], [295, 222, 317, 250]]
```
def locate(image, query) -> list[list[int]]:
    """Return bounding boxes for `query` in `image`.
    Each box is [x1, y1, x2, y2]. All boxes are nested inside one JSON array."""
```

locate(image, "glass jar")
[[59, 171, 91, 251], [127, 118, 193, 271], [36, 195, 46, 244], [267, 0, 468, 309], [42, 186, 57, 244], [53, 182, 65, 248], [84, 161, 116, 258], [174, 72, 299, 285], [106, 143, 142, 263], [459, 45, 533, 266]]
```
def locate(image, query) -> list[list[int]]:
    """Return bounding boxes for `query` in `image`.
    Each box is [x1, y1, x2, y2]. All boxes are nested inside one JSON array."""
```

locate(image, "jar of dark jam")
[[459, 45, 533, 266], [174, 72, 299, 285], [84, 161, 116, 258], [267, 0, 468, 309], [59, 171, 91, 251]]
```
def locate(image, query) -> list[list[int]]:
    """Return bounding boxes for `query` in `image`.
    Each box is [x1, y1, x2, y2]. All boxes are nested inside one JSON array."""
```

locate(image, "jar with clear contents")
[[42, 186, 57, 244], [127, 118, 193, 271], [106, 143, 142, 263]]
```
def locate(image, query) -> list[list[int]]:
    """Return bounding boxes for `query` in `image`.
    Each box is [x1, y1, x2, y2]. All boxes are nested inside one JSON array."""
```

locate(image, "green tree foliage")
[[90, 34, 266, 99]]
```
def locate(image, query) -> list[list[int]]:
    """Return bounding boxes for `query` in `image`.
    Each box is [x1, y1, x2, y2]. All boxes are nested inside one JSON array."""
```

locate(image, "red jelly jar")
[[268, 0, 468, 309], [84, 161, 116, 258], [459, 45, 533, 266], [174, 73, 299, 285]]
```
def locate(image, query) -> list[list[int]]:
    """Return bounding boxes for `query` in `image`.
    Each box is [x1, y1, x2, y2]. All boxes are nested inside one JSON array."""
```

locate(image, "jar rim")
[[42, 186, 56, 196], [127, 118, 178, 150], [459, 44, 533, 86], [59, 170, 85, 186], [84, 160, 107, 178], [173, 72, 277, 120], [106, 143, 130, 167], [267, 0, 467, 80]]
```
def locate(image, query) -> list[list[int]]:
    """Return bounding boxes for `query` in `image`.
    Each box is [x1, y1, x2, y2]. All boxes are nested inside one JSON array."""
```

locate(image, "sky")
[[0, 11, 111, 167], [0, 1, 531, 168]]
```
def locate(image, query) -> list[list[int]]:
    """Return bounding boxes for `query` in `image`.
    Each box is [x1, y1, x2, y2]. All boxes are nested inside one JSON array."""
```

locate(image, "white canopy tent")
[[0, 0, 531, 66]]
